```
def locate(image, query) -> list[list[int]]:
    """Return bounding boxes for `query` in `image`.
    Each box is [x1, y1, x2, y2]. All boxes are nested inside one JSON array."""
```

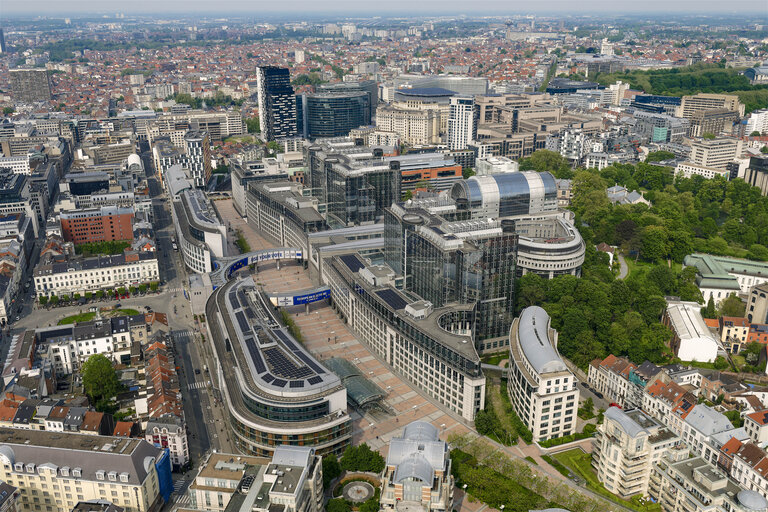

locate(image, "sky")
[[2, 0, 762, 14]]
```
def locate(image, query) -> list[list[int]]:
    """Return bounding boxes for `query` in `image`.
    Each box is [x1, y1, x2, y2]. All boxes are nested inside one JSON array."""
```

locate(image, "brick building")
[[60, 206, 134, 244]]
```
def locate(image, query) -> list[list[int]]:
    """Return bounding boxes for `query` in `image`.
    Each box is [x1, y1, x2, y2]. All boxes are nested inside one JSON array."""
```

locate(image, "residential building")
[[9, 69, 52, 103], [380, 421, 453, 512], [662, 300, 719, 363], [507, 306, 579, 442], [0, 481, 17, 512], [720, 317, 750, 354], [447, 97, 477, 150], [592, 407, 682, 498], [184, 131, 212, 188], [145, 414, 188, 468], [642, 380, 693, 426], [731, 442, 768, 501], [185, 447, 323, 512], [744, 411, 768, 445], [649, 455, 767, 512], [588, 355, 637, 407], [0, 428, 170, 512], [33, 249, 159, 300], [669, 404, 747, 465], [255, 66, 298, 141], [60, 206, 135, 245], [746, 109, 768, 135]]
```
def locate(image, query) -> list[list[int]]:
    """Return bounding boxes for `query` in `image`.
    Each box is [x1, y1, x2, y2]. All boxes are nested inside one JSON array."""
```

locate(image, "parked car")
[[195, 369, 201, 375], [114, 303, 122, 308]]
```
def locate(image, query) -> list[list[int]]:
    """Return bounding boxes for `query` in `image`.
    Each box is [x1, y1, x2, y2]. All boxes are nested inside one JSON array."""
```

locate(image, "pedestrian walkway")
[[172, 493, 190, 505], [188, 381, 207, 390]]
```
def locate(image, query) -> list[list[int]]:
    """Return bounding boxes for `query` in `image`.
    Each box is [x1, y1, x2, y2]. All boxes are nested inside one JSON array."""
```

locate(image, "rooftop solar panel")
[[244, 307, 257, 319], [289, 380, 305, 388], [244, 338, 266, 374], [272, 379, 287, 388], [307, 376, 323, 385], [264, 347, 313, 379], [228, 290, 240, 309], [262, 373, 275, 383], [235, 311, 250, 334], [340, 254, 364, 273], [375, 289, 409, 310], [296, 352, 326, 375]]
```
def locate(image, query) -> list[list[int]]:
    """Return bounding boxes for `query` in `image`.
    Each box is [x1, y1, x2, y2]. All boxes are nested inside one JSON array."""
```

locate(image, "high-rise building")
[[447, 97, 477, 150], [304, 91, 370, 138], [9, 69, 51, 103], [0, 29, 6, 54], [255, 66, 298, 141], [318, 80, 379, 125], [184, 131, 212, 187]]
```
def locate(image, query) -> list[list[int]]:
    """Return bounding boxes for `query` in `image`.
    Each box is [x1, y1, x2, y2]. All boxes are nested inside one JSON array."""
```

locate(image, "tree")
[[81, 354, 120, 411], [703, 132, 716, 140], [719, 293, 746, 318], [640, 226, 670, 262], [713, 356, 729, 370], [518, 150, 573, 178], [327, 499, 351, 512], [751, 131, 763, 136], [645, 150, 675, 163], [245, 117, 260, 134], [38, 296, 48, 306], [339, 443, 385, 473], [2, 107, 14, 115], [322, 454, 341, 488], [703, 296, 718, 319], [462, 167, 475, 179], [50, 295, 59, 305]]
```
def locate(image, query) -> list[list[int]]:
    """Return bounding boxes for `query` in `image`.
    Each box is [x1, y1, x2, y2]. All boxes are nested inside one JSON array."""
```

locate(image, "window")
[[96, 470, 105, 481]]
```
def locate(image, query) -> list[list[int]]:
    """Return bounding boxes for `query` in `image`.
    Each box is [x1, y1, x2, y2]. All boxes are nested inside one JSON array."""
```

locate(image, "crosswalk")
[[188, 381, 207, 390], [172, 479, 187, 494], [165, 287, 185, 294], [173, 494, 190, 505]]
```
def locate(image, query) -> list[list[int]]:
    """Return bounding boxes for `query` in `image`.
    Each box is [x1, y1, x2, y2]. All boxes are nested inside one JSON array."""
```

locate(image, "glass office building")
[[305, 92, 370, 138], [450, 172, 558, 218]]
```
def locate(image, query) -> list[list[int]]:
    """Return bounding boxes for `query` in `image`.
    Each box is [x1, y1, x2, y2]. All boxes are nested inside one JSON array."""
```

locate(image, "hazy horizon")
[[1, 0, 763, 14]]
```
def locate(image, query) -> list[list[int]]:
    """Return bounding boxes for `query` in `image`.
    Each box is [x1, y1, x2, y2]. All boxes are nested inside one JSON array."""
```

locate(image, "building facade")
[[256, 66, 298, 141], [60, 207, 134, 245], [507, 306, 579, 442]]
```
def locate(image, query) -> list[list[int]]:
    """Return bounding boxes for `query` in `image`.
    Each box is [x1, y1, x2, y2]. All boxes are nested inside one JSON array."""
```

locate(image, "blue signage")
[[293, 288, 331, 305]]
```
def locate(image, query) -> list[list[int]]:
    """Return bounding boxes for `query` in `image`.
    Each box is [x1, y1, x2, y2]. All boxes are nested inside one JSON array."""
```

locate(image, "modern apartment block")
[[593, 407, 683, 498], [649, 455, 767, 512], [447, 97, 477, 150], [380, 421, 453, 512], [9, 69, 52, 103], [60, 206, 135, 245], [185, 447, 323, 512], [255, 66, 298, 141], [507, 306, 579, 442], [0, 428, 170, 512], [184, 131, 212, 188]]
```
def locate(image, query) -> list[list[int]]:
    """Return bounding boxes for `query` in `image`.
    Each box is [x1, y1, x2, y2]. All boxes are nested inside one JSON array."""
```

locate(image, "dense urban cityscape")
[[0, 5, 766, 512]]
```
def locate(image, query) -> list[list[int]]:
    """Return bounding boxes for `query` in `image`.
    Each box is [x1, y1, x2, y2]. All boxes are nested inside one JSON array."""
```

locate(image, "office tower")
[[255, 66, 298, 141], [318, 80, 378, 125], [0, 29, 6, 54], [304, 91, 369, 138], [184, 130, 212, 187], [9, 68, 52, 103], [447, 97, 477, 150]]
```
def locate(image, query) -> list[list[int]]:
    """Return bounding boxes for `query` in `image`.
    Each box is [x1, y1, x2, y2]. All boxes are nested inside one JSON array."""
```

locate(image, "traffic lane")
[[173, 329, 213, 458]]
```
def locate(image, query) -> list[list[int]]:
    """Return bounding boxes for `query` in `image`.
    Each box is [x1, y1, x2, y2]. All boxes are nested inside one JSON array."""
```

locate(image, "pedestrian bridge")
[[209, 248, 304, 287]]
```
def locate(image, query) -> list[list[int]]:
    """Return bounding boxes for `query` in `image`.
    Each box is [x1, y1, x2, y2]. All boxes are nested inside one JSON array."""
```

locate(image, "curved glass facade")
[[306, 92, 369, 138], [241, 393, 330, 422], [450, 171, 558, 217]]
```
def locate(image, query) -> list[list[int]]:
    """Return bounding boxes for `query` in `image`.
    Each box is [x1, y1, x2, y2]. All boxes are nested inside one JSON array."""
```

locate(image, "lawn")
[[623, 255, 682, 280], [58, 312, 96, 325], [57, 308, 142, 325], [552, 449, 661, 512], [482, 354, 508, 367]]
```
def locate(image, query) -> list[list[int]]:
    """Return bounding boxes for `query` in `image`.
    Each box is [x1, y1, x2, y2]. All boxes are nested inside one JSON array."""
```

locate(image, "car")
[[594, 391, 604, 399], [580, 382, 589, 388], [195, 369, 201, 375], [609, 402, 622, 409], [114, 303, 122, 308]]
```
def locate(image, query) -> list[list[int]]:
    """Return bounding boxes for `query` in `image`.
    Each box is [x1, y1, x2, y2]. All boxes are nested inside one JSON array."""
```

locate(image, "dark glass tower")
[[305, 91, 369, 138], [256, 66, 298, 141]]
